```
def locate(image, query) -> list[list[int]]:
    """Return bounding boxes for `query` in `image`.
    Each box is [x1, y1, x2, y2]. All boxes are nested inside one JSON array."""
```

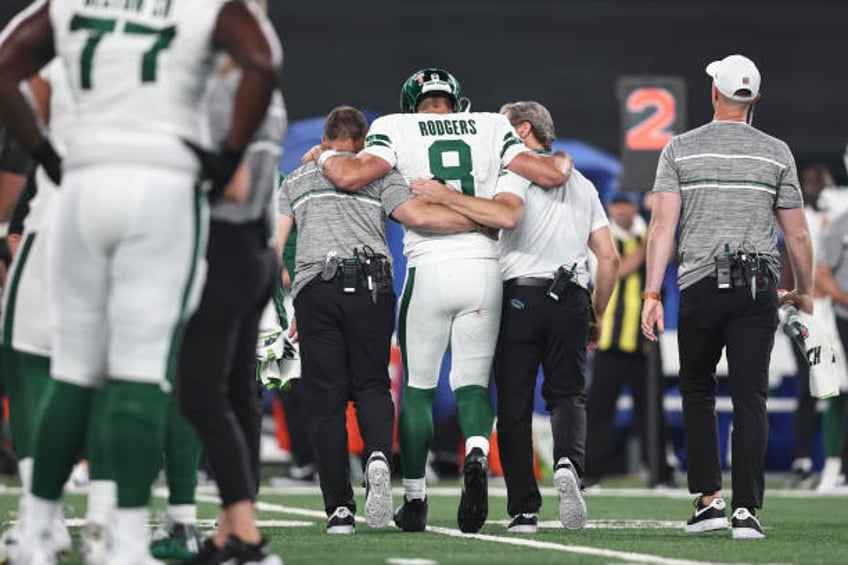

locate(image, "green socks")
[[31, 380, 95, 500], [164, 398, 200, 506], [455, 385, 495, 441], [398, 386, 436, 479], [5, 351, 50, 459], [822, 396, 843, 457], [101, 381, 168, 508], [399, 384, 494, 479]]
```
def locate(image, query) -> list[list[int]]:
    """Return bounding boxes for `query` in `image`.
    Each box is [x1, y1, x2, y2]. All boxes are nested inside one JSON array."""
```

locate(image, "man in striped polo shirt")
[[641, 54, 813, 539]]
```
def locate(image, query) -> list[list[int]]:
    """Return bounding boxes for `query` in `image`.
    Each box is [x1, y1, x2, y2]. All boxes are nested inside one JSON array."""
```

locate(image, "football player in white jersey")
[[0, 1, 280, 563], [0, 61, 78, 564], [314, 68, 573, 533]]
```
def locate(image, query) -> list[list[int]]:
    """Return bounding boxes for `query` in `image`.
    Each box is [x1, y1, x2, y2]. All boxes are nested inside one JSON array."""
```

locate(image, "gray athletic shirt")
[[204, 70, 287, 226], [278, 161, 413, 298], [653, 120, 803, 289], [817, 209, 848, 319]]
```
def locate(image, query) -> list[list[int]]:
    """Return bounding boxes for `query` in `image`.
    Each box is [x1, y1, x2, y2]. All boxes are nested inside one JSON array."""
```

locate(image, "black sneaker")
[[507, 513, 538, 534], [731, 508, 765, 539], [457, 447, 488, 533], [684, 496, 729, 533], [326, 506, 355, 535], [180, 538, 226, 565], [394, 496, 428, 532], [222, 535, 282, 565]]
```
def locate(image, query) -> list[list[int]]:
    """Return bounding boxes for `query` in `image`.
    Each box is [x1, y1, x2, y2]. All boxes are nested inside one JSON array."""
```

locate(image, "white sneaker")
[[554, 457, 587, 530], [0, 524, 19, 563], [80, 523, 110, 565], [14, 545, 57, 565], [52, 507, 72, 556], [364, 452, 392, 528], [66, 462, 91, 493], [828, 474, 848, 494], [104, 547, 165, 565], [816, 457, 842, 492]]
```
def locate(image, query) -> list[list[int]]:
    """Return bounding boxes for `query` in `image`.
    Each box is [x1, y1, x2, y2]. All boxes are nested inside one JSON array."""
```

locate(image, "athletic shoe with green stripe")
[[150, 519, 200, 560]]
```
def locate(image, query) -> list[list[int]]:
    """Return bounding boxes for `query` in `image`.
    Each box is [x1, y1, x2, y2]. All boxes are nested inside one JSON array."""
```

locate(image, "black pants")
[[494, 281, 589, 517], [294, 275, 395, 516], [178, 220, 278, 507], [278, 380, 315, 469], [677, 278, 777, 510], [791, 344, 818, 461], [585, 350, 674, 485], [832, 317, 848, 473]]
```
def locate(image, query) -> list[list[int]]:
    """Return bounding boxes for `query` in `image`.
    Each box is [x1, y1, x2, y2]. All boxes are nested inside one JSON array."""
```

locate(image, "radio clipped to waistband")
[[714, 244, 770, 297], [546, 263, 578, 302]]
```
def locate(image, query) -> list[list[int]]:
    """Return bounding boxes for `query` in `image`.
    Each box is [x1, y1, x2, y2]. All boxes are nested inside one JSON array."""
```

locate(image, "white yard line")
[[190, 484, 847, 500], [427, 525, 723, 565], [187, 492, 784, 565]]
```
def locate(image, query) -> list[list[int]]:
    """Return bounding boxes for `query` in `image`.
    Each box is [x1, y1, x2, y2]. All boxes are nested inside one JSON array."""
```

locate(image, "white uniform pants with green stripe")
[[398, 258, 502, 391], [48, 164, 208, 387], [3, 230, 53, 357]]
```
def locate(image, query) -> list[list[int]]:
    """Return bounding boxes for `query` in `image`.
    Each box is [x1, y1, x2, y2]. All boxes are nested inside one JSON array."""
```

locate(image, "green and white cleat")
[[150, 519, 201, 560]]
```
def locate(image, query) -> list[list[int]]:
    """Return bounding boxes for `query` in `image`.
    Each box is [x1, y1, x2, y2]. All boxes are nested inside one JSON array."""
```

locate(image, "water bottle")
[[781, 302, 809, 358]]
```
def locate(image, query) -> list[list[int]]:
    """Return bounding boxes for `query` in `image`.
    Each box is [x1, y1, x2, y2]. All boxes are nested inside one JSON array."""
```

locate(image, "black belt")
[[504, 277, 553, 288]]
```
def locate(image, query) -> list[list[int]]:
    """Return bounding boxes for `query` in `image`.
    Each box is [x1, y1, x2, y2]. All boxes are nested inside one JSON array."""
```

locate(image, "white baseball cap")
[[705, 54, 760, 102]]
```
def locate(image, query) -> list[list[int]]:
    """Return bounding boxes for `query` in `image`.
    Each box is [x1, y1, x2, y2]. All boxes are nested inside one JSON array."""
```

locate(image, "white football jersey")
[[362, 112, 529, 266], [25, 58, 73, 233], [50, 0, 227, 172]]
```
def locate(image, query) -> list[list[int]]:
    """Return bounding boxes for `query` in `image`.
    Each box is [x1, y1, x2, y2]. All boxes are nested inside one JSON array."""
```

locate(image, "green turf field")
[[0, 482, 845, 564]]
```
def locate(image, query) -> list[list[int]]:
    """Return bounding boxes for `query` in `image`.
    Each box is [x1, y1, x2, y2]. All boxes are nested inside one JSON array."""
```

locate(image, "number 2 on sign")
[[625, 88, 676, 151]]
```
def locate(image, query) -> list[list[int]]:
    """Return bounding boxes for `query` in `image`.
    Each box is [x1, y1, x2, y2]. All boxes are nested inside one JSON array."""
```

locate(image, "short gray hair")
[[499, 101, 555, 151]]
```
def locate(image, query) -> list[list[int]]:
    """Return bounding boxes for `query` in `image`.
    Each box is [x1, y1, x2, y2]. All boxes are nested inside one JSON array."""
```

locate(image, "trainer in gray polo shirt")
[[641, 54, 813, 540]]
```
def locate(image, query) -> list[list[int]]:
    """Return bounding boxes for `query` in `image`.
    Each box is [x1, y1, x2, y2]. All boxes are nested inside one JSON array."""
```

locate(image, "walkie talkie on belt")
[[715, 244, 731, 289], [546, 263, 577, 302], [341, 248, 360, 293]]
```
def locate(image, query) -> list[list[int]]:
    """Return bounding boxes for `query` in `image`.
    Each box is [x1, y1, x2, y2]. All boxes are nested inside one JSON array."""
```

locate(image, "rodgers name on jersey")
[[362, 111, 529, 266], [417, 118, 477, 137]]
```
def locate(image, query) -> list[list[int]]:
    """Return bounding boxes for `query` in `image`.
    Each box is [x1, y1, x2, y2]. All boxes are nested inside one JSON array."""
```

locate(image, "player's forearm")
[[214, 0, 281, 152], [440, 191, 521, 229], [395, 199, 475, 234], [508, 152, 571, 189], [414, 205, 478, 234], [0, 1, 54, 151], [323, 156, 372, 192], [0, 87, 44, 151], [228, 69, 276, 152]]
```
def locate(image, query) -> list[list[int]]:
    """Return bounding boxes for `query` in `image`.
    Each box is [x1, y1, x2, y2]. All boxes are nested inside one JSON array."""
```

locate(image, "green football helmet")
[[399, 68, 462, 113]]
